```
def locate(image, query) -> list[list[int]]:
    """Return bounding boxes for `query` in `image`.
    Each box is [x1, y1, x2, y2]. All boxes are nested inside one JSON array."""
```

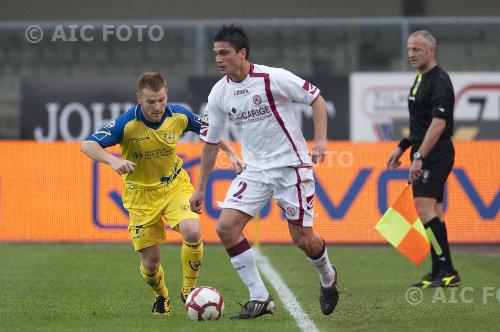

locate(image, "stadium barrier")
[[0, 141, 498, 244]]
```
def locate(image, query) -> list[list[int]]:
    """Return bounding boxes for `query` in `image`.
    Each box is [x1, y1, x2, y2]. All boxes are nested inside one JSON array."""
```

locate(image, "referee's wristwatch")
[[413, 151, 424, 161]]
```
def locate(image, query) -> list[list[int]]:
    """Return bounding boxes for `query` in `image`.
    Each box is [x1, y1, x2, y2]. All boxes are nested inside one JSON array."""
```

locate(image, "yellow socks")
[[181, 239, 203, 298], [140, 263, 169, 299], [139, 239, 203, 302]]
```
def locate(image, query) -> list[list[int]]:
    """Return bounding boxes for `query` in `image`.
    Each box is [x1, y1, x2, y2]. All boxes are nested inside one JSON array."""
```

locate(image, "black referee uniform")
[[408, 65, 459, 283], [409, 65, 454, 202]]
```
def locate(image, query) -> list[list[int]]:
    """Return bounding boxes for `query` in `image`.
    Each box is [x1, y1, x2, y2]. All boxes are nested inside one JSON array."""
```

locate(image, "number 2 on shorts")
[[232, 181, 247, 199]]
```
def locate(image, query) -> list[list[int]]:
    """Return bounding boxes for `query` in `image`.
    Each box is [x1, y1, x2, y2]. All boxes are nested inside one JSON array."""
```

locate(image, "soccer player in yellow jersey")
[[81, 72, 243, 315]]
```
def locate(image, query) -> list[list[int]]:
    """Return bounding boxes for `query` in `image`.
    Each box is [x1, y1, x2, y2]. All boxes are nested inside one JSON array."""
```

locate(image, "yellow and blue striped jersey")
[[85, 103, 201, 189]]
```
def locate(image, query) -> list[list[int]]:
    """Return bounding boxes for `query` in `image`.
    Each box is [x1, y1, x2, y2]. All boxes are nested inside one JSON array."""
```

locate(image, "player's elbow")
[[80, 142, 88, 154], [80, 141, 94, 156]]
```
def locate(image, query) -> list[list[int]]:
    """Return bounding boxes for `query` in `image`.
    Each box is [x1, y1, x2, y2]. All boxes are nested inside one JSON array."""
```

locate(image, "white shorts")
[[219, 166, 315, 227]]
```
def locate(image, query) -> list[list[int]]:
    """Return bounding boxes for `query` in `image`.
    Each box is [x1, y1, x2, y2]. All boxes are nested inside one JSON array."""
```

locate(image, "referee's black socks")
[[425, 217, 455, 274]]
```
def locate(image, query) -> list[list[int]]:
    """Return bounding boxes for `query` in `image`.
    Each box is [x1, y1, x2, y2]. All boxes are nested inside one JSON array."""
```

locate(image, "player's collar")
[[135, 103, 171, 129], [226, 63, 253, 84]]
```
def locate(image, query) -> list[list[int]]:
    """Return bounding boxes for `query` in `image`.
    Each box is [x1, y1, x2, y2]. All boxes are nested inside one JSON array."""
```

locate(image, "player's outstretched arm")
[[190, 143, 220, 214], [311, 95, 328, 165], [219, 139, 245, 174], [80, 141, 136, 175]]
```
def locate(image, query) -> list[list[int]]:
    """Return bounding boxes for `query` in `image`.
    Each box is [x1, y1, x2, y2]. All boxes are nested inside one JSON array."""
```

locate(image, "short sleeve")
[[430, 78, 454, 120], [84, 109, 132, 148], [200, 90, 227, 144], [170, 104, 202, 135], [271, 68, 321, 106]]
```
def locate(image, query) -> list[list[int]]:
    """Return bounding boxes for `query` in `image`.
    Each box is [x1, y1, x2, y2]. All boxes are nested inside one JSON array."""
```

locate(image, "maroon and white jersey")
[[201, 63, 320, 170]]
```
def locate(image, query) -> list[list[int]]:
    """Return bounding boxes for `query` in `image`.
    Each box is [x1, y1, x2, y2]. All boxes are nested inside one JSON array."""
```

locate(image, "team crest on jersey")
[[164, 131, 176, 143], [286, 206, 296, 216], [253, 95, 262, 105]]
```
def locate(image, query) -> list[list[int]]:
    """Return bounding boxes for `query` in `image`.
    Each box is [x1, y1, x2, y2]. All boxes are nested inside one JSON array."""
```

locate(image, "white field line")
[[254, 247, 320, 332]]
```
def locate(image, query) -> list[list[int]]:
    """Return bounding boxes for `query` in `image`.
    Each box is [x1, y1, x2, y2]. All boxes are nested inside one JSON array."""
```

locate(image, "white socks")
[[308, 246, 336, 288], [230, 247, 269, 301]]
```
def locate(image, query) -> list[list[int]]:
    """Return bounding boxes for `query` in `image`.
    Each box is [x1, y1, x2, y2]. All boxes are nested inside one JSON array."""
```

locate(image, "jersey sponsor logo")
[[129, 136, 150, 142], [133, 151, 144, 159], [252, 95, 262, 105], [302, 81, 318, 95], [133, 147, 175, 160], [227, 108, 238, 122], [234, 89, 249, 96], [231, 105, 272, 126], [105, 120, 115, 128], [240, 105, 271, 119]]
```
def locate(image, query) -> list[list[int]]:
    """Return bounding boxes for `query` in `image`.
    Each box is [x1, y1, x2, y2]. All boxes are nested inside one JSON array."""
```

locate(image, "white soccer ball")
[[185, 286, 224, 321]]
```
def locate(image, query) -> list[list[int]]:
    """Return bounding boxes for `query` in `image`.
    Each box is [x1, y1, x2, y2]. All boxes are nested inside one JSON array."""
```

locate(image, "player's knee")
[[141, 257, 160, 273], [215, 222, 228, 238], [183, 227, 201, 243], [216, 221, 234, 243]]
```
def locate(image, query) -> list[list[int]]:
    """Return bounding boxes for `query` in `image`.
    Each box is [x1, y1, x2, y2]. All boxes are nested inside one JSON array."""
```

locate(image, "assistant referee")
[[387, 30, 460, 288]]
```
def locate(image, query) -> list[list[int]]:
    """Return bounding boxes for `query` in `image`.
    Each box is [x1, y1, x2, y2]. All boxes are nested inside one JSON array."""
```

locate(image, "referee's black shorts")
[[411, 140, 455, 203]]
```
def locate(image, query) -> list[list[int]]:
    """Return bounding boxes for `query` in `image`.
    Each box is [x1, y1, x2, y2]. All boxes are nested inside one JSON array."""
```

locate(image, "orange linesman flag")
[[375, 185, 430, 265]]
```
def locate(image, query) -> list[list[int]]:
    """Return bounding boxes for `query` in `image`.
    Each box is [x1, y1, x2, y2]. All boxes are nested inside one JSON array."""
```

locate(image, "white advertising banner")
[[350, 72, 500, 141]]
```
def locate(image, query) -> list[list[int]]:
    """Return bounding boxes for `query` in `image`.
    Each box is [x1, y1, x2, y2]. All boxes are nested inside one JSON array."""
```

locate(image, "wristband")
[[398, 137, 411, 151]]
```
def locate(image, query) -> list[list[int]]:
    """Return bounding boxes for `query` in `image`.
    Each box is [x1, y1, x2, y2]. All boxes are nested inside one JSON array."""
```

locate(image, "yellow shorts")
[[122, 169, 199, 251]]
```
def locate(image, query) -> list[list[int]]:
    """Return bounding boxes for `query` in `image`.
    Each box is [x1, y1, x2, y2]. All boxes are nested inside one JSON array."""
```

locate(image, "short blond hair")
[[137, 72, 167, 93]]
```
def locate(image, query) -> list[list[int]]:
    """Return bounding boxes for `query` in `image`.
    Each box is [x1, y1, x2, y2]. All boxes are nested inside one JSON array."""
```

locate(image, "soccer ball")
[[185, 286, 224, 321]]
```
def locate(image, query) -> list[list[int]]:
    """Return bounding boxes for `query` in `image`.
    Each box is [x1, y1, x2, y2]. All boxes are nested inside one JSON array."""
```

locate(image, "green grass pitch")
[[1, 243, 499, 331]]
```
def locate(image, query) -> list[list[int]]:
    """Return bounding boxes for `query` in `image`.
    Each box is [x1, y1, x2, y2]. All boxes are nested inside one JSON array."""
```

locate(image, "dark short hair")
[[137, 72, 167, 92], [214, 24, 250, 59]]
